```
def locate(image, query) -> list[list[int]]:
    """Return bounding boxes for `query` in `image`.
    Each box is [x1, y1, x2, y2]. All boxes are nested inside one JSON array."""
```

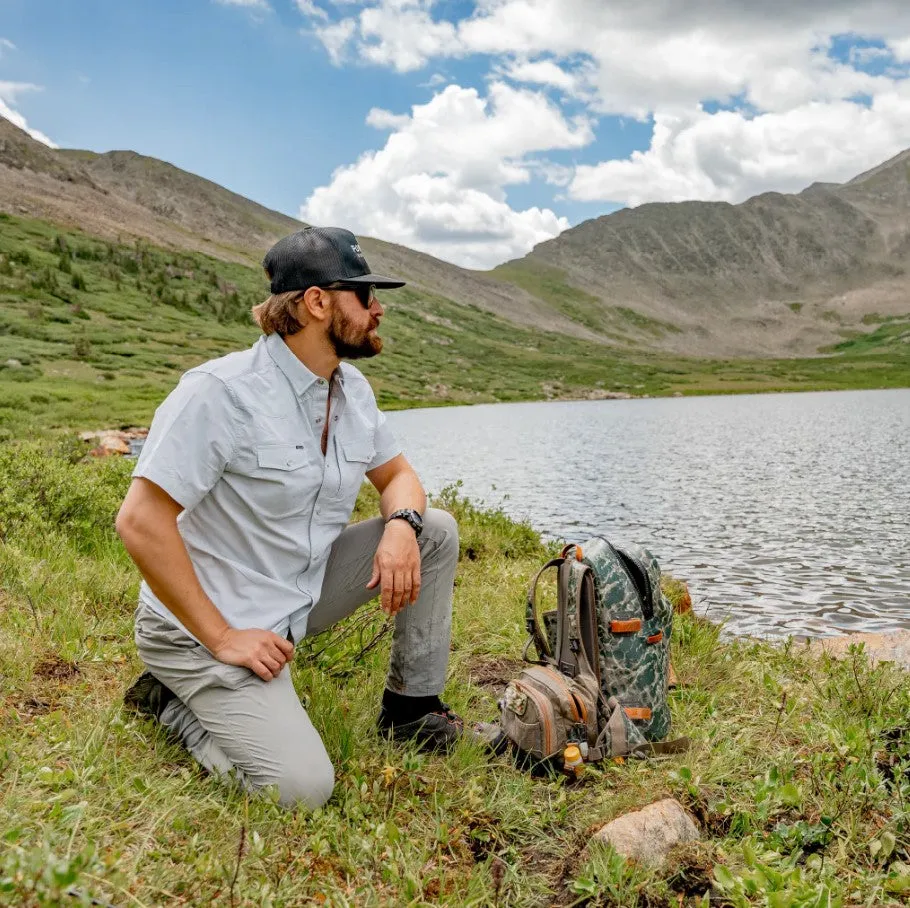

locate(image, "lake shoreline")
[[381, 382, 910, 412]]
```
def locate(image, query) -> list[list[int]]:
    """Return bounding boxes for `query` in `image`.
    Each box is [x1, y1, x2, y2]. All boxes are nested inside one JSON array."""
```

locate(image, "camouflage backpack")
[[499, 536, 687, 768]]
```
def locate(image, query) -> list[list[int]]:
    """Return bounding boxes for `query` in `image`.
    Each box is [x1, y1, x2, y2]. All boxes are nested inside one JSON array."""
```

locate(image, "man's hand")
[[211, 627, 295, 681], [367, 520, 422, 616]]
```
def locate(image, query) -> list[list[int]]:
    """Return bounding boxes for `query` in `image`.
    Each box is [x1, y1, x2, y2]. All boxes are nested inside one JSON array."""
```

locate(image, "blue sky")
[[3, 1, 910, 268]]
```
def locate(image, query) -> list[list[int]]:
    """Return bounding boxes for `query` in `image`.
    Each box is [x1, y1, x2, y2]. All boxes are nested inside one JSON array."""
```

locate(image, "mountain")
[[499, 149, 910, 355], [0, 118, 598, 344], [1, 115, 909, 357]]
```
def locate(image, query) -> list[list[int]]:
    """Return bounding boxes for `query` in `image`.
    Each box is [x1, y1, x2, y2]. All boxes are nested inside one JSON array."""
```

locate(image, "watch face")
[[391, 509, 422, 535]]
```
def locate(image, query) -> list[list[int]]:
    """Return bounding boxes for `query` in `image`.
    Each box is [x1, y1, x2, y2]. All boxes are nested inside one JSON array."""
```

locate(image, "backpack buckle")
[[559, 660, 577, 677]]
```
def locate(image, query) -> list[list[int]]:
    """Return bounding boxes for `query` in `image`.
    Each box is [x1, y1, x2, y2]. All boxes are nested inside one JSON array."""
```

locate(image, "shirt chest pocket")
[[251, 444, 319, 519], [333, 439, 375, 501]]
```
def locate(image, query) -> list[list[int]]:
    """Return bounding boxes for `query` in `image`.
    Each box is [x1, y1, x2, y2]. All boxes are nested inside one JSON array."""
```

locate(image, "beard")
[[329, 306, 383, 360]]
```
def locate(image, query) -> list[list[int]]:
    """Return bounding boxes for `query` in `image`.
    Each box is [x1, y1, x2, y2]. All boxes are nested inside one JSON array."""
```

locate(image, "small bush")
[[0, 441, 131, 552]]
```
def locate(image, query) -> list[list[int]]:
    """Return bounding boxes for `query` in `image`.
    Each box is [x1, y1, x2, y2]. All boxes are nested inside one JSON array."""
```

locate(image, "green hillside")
[[1, 213, 909, 440]]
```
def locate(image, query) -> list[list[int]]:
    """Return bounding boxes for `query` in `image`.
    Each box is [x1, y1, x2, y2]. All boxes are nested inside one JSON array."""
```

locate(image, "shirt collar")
[[264, 332, 345, 397]]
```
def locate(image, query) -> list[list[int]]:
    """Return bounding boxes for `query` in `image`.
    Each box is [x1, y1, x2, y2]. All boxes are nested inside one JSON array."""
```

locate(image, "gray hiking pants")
[[134, 509, 458, 810]]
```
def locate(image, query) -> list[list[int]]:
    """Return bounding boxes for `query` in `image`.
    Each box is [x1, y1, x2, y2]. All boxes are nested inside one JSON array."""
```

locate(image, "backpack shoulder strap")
[[524, 557, 563, 663], [554, 558, 598, 680]]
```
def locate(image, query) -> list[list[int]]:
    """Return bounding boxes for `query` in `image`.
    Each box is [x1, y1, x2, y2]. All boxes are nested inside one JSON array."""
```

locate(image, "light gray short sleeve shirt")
[[133, 332, 401, 643]]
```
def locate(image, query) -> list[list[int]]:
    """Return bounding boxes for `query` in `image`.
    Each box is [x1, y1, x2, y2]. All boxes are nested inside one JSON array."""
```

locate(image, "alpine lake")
[[387, 388, 910, 640]]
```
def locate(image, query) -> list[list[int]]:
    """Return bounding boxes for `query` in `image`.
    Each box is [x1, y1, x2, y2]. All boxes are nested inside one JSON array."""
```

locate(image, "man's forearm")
[[378, 468, 427, 519], [118, 515, 231, 651]]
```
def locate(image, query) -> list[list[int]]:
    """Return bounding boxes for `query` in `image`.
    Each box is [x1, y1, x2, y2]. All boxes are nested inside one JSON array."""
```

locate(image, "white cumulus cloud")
[[0, 81, 57, 148], [298, 0, 910, 260], [300, 82, 592, 268], [570, 93, 910, 206]]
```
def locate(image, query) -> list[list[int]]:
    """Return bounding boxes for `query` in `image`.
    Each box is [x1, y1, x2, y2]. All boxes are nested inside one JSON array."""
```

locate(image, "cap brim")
[[347, 272, 406, 289]]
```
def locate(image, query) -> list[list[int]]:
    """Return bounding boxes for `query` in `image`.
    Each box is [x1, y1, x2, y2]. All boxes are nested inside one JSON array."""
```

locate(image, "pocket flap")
[[257, 444, 310, 471], [341, 440, 375, 464]]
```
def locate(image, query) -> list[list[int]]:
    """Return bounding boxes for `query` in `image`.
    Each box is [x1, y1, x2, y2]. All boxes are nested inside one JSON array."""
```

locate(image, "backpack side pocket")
[[500, 677, 564, 759]]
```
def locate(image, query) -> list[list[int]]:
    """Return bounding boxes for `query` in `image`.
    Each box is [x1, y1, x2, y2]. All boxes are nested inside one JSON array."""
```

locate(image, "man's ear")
[[300, 286, 331, 323]]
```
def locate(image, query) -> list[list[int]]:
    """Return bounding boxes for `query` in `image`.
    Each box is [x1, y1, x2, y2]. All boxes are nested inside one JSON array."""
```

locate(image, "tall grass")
[[0, 443, 907, 906]]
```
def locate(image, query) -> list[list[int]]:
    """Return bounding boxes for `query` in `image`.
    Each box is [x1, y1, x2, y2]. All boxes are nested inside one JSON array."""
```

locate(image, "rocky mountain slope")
[[0, 118, 599, 345], [501, 150, 910, 355], [2, 115, 909, 357]]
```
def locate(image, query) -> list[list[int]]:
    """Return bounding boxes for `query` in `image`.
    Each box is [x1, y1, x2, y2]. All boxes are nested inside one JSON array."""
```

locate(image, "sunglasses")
[[321, 283, 377, 308]]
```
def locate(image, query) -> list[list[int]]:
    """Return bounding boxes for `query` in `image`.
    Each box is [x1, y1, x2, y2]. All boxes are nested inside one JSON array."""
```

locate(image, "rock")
[[593, 798, 700, 865], [99, 435, 130, 455], [4, 358, 22, 368], [810, 631, 910, 672]]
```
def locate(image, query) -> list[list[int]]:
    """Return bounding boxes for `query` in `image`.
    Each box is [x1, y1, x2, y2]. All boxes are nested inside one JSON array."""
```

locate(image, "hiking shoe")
[[378, 702, 493, 753], [123, 671, 176, 721]]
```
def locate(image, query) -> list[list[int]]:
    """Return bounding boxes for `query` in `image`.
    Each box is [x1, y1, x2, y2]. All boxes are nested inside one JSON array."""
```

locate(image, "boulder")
[[80, 427, 149, 457], [811, 631, 910, 672], [593, 798, 700, 865], [100, 435, 130, 455]]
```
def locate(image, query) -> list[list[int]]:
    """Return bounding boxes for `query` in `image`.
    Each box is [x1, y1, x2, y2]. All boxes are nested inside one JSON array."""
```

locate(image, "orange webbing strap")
[[610, 619, 642, 633], [646, 631, 663, 644], [624, 707, 652, 721]]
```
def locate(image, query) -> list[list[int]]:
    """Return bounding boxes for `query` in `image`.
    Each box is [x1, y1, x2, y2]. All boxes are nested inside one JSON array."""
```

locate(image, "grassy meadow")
[[0, 445, 908, 906], [2, 213, 910, 445], [0, 213, 909, 905]]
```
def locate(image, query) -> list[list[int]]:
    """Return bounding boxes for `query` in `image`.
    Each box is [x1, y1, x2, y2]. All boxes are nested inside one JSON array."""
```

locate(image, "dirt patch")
[[33, 655, 80, 681], [8, 696, 53, 718], [665, 843, 715, 899], [465, 655, 524, 690]]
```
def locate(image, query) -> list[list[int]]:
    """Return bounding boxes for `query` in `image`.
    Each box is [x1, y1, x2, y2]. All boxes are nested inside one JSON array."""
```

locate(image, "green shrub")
[[0, 441, 131, 552]]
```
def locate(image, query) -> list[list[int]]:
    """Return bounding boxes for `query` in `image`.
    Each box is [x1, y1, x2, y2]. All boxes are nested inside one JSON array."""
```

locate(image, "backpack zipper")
[[513, 679, 556, 756], [530, 665, 583, 723], [601, 539, 655, 621]]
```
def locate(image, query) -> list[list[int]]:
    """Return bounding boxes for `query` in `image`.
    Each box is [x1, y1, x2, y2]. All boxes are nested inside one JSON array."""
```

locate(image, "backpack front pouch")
[[500, 665, 597, 761]]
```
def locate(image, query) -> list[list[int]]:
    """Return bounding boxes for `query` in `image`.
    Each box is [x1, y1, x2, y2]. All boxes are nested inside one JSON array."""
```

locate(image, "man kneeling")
[[117, 228, 467, 810]]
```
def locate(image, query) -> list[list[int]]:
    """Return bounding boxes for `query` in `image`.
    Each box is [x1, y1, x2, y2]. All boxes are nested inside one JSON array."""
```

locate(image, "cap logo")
[[351, 243, 363, 256]]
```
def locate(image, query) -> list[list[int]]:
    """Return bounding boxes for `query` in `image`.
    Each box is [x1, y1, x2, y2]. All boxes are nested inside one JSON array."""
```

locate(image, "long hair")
[[251, 290, 307, 336]]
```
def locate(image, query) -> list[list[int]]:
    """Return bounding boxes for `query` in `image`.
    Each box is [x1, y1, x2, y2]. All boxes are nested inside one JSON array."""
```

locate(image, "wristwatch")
[[386, 508, 423, 538]]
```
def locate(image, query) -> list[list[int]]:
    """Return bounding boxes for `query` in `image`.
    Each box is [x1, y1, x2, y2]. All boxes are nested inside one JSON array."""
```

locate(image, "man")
[[117, 227, 468, 810]]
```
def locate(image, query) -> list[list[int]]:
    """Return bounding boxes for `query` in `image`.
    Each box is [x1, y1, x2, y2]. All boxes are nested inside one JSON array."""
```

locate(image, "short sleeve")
[[367, 407, 401, 471], [133, 371, 239, 511]]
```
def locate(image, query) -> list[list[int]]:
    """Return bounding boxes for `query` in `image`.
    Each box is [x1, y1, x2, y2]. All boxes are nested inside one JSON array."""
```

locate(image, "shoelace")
[[434, 705, 463, 726]]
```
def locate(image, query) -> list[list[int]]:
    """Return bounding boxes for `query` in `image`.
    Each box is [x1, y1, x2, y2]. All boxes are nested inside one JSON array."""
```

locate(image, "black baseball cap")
[[262, 227, 406, 294]]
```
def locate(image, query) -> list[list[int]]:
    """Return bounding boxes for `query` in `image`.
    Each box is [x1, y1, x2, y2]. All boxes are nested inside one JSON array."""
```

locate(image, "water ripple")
[[387, 389, 910, 639]]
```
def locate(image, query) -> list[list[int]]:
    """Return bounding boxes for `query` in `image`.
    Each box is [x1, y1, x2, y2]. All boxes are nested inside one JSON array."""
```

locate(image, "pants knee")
[[423, 508, 459, 557], [272, 756, 335, 810]]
